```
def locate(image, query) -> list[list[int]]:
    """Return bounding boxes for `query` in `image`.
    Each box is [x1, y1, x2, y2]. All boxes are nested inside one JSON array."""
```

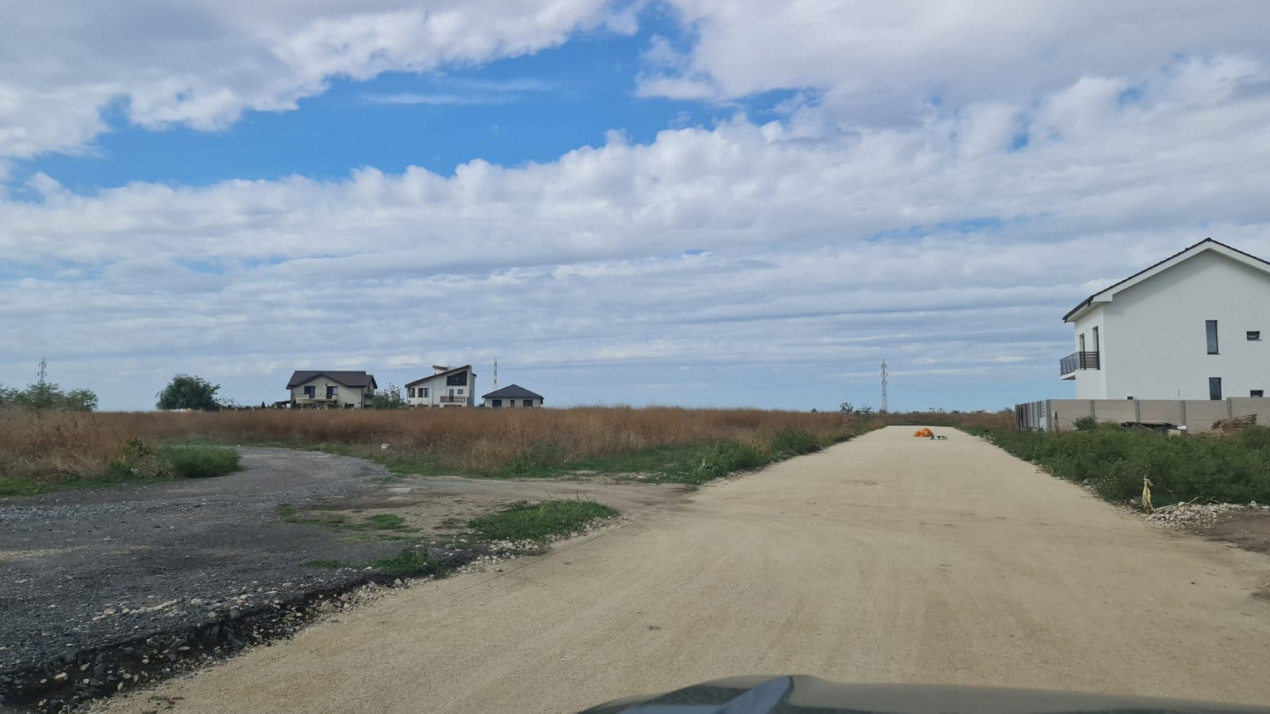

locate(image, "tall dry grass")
[[1, 407, 855, 488], [0, 407, 1014, 491]]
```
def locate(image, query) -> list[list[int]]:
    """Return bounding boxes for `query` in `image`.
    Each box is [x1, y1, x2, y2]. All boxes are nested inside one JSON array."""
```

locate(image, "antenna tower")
[[493, 357, 498, 391], [37, 357, 48, 386], [880, 359, 889, 413]]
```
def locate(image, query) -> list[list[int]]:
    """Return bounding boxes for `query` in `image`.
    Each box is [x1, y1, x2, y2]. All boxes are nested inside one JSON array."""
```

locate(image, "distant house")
[[286, 371, 377, 409], [406, 365, 477, 407], [482, 384, 544, 409], [1062, 238, 1270, 400]]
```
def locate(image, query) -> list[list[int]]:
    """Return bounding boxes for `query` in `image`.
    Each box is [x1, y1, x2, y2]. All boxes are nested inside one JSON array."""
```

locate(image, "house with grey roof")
[[406, 365, 477, 407], [482, 384, 544, 409], [286, 370, 377, 408]]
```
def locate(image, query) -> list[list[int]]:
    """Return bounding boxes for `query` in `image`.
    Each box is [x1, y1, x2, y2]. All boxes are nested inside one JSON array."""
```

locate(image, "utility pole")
[[880, 359, 889, 413]]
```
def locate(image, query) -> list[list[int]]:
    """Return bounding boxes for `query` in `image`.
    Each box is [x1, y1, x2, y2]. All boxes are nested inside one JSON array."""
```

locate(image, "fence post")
[[1134, 400, 1141, 423], [1228, 399, 1234, 419], [1180, 400, 1187, 431]]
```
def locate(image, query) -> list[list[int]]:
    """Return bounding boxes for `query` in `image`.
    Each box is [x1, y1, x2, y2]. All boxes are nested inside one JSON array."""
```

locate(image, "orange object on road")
[[914, 428, 933, 438]]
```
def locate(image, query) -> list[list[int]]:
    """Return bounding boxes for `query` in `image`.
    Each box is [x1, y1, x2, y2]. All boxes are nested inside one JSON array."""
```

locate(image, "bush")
[[767, 428, 822, 459], [683, 441, 765, 484], [468, 500, 617, 541], [162, 446, 241, 479], [978, 427, 1270, 506]]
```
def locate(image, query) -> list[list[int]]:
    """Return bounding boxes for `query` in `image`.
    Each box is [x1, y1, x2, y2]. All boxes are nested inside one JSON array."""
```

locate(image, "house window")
[[1206, 320, 1219, 354], [492, 399, 502, 407], [407, 387, 415, 398], [303, 385, 315, 399], [326, 385, 338, 400], [446, 372, 466, 386], [1091, 326, 1099, 352], [457, 388, 464, 394], [523, 399, 533, 407], [1209, 377, 1222, 401], [1252, 390, 1264, 398], [1249, 331, 1262, 341], [1079, 333, 1085, 353], [422, 387, 429, 398]]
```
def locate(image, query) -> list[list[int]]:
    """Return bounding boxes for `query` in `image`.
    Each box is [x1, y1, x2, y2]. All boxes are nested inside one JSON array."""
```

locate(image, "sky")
[[3, 1, 1270, 412]]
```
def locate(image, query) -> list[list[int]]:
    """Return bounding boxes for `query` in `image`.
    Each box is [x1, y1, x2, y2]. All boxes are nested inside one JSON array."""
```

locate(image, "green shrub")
[[683, 440, 764, 484], [767, 428, 822, 459], [162, 445, 241, 478], [978, 427, 1270, 506], [1072, 416, 1099, 431], [370, 548, 444, 577], [468, 499, 617, 541]]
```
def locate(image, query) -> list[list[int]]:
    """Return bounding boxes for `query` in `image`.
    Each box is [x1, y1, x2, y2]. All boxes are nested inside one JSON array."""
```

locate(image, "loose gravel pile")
[[1144, 502, 1269, 530]]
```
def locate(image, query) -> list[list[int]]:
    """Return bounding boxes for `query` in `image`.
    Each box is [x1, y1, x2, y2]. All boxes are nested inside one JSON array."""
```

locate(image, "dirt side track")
[[108, 426, 1270, 713]]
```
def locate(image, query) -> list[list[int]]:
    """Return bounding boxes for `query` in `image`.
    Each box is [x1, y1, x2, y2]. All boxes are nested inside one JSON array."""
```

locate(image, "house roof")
[[1063, 238, 1270, 323], [482, 384, 544, 400], [405, 364, 475, 387], [286, 370, 377, 389]]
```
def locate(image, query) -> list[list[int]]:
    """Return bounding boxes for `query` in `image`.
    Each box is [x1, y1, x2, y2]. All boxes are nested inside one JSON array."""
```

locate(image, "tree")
[[156, 374, 221, 410], [370, 384, 405, 409], [0, 381, 97, 411]]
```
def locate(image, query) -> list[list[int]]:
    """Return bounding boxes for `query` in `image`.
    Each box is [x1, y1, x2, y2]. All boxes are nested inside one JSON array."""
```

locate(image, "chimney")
[[432, 365, 450, 374]]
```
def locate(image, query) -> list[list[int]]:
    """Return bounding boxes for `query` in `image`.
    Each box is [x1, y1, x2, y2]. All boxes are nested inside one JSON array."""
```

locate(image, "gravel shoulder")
[[0, 448, 684, 711], [104, 427, 1270, 713]]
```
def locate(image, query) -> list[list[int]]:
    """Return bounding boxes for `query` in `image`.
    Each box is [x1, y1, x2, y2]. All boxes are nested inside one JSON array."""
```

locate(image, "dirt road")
[[114, 427, 1270, 712]]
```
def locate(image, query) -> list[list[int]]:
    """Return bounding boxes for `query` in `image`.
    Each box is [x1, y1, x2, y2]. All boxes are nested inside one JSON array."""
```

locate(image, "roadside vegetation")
[[970, 423, 1270, 506], [0, 406, 1015, 496], [468, 500, 618, 541]]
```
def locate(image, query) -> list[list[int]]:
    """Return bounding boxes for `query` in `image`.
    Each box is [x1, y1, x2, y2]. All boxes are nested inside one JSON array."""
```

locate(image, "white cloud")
[[4, 58, 1270, 409], [0, 0, 621, 159], [639, 1, 1270, 119]]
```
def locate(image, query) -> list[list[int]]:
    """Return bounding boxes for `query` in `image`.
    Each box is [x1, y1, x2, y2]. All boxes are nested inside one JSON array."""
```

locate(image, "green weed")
[[468, 500, 618, 542], [161, 445, 240, 479]]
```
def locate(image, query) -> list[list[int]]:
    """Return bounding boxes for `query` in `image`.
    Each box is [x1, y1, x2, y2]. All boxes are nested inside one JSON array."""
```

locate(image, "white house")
[[482, 384, 544, 408], [1062, 238, 1269, 400], [405, 365, 477, 407], [286, 371, 377, 408]]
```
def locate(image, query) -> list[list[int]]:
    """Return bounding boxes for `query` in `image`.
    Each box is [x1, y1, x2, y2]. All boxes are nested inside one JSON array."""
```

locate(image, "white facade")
[[1064, 240, 1270, 400], [483, 395, 544, 408], [405, 365, 476, 407]]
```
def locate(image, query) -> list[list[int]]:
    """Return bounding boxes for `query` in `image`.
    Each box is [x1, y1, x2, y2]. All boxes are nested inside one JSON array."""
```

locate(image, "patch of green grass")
[[362, 513, 407, 529], [302, 559, 344, 570], [974, 425, 1270, 506], [0, 477, 41, 497], [370, 547, 446, 577], [468, 499, 618, 542], [161, 445, 241, 479]]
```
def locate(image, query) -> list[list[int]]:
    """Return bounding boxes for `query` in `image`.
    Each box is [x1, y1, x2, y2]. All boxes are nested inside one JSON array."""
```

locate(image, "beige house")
[[286, 371, 377, 408]]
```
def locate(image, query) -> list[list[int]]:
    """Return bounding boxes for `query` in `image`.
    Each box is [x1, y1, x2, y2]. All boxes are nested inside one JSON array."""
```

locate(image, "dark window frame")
[[1209, 377, 1223, 401], [1251, 390, 1264, 398], [303, 385, 316, 399], [1206, 320, 1219, 354], [523, 399, 533, 407], [326, 385, 338, 400], [492, 399, 502, 407], [1249, 331, 1262, 341]]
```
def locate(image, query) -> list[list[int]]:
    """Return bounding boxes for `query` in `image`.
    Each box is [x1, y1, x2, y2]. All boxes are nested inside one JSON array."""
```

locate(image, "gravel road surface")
[[111, 427, 1270, 713]]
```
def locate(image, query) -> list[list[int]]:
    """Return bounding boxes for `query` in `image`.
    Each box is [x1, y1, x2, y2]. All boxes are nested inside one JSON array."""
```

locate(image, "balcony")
[[438, 395, 468, 405], [1059, 351, 1100, 379]]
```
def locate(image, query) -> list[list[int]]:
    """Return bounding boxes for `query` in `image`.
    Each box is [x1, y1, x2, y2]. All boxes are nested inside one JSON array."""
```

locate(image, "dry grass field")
[[0, 407, 1013, 494]]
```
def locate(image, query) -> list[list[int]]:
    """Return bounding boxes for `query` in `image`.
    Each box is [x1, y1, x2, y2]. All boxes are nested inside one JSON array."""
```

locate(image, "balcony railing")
[[1059, 351, 1100, 377], [439, 395, 467, 404]]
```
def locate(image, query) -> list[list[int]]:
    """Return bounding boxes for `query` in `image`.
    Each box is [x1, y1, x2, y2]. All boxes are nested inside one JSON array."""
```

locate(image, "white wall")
[[1070, 309, 1108, 399], [406, 369, 475, 407], [483, 396, 543, 408], [1097, 251, 1270, 400]]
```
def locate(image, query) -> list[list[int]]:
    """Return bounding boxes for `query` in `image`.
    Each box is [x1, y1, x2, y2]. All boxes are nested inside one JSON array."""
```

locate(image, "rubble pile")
[[1145, 501, 1267, 530]]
